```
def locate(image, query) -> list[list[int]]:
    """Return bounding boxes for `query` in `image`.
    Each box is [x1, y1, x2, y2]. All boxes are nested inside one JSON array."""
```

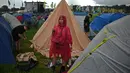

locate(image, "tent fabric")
[[0, 16, 12, 33], [99, 13, 113, 21], [2, 13, 22, 29], [75, 16, 85, 31], [0, 22, 15, 64], [31, 0, 90, 57], [68, 15, 130, 73], [90, 16, 109, 32], [13, 13, 22, 17], [16, 15, 23, 23], [23, 13, 32, 22], [73, 12, 88, 16], [109, 13, 126, 22], [75, 15, 96, 37], [90, 13, 126, 32], [99, 13, 126, 22]]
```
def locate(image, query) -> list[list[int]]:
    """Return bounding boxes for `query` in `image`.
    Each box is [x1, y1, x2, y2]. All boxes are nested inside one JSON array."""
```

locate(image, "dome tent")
[[0, 16, 15, 64], [90, 13, 126, 32], [68, 15, 130, 73]]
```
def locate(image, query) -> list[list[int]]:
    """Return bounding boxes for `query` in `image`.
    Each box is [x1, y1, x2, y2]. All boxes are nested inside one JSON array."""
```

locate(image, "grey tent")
[[75, 15, 96, 37], [68, 15, 130, 73], [75, 15, 85, 31], [2, 13, 22, 29]]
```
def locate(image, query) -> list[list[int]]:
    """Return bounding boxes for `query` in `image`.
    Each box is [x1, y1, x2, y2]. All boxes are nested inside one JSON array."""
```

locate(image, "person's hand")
[[70, 46, 72, 52], [85, 24, 88, 26], [69, 44, 72, 49], [23, 37, 27, 40], [25, 37, 27, 39], [23, 38, 26, 40]]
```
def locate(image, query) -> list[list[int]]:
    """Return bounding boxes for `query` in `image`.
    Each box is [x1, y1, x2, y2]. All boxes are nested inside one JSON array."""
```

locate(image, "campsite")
[[0, 0, 130, 73]]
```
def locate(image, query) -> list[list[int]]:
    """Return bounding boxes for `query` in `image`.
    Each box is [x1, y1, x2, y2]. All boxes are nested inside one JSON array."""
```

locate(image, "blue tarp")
[[90, 13, 126, 32], [0, 17, 15, 64], [109, 13, 126, 22], [90, 16, 109, 32], [73, 12, 88, 16]]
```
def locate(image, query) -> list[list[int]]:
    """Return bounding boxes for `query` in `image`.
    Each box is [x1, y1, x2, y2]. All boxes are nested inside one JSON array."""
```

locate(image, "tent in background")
[[0, 16, 15, 64], [2, 13, 22, 29], [16, 15, 24, 24], [68, 15, 130, 73], [23, 13, 32, 22], [75, 15, 85, 31], [13, 13, 22, 17], [90, 13, 126, 33], [75, 14, 97, 38], [73, 12, 88, 16], [30, 0, 90, 57]]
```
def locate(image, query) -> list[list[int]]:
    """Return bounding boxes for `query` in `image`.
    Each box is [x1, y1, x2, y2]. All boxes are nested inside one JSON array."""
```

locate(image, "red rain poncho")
[[49, 15, 72, 62]]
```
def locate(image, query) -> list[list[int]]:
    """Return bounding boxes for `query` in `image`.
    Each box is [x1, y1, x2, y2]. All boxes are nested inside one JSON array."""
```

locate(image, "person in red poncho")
[[49, 15, 72, 73]]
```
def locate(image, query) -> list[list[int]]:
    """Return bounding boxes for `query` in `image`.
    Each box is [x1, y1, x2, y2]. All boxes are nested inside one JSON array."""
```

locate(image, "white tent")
[[2, 13, 22, 29], [31, 0, 90, 57], [68, 15, 130, 73]]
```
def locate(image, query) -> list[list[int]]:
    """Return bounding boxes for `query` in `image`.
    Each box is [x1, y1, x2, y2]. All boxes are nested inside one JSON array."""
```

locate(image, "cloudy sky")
[[93, 0, 130, 6], [0, 0, 130, 8]]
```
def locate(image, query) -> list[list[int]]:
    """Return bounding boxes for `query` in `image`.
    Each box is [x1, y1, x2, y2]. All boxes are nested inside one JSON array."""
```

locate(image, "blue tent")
[[0, 16, 15, 64], [90, 16, 109, 32], [23, 13, 32, 22], [90, 13, 126, 32], [0, 16, 12, 33], [73, 12, 88, 16]]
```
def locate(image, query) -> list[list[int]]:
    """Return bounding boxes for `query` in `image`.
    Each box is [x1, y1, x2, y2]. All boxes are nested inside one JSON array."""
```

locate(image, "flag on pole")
[[97, 7, 101, 13], [54, 3, 56, 8], [13, 4, 15, 7], [8, 0, 11, 6], [92, 6, 95, 13], [13, 0, 15, 8], [22, 2, 23, 7], [43, 0, 46, 8], [85, 6, 89, 12], [32, 0, 34, 5], [51, 2, 53, 8]]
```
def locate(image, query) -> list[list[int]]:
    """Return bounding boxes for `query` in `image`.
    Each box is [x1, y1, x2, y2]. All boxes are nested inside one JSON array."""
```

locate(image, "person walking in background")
[[49, 15, 72, 73], [12, 25, 30, 53], [84, 13, 92, 36]]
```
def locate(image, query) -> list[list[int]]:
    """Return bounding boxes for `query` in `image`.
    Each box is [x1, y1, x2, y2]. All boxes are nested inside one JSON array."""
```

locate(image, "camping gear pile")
[[16, 52, 38, 71]]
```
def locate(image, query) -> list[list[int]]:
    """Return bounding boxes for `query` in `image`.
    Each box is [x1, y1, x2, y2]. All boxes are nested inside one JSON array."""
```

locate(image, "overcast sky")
[[0, 0, 130, 8], [93, 0, 130, 6]]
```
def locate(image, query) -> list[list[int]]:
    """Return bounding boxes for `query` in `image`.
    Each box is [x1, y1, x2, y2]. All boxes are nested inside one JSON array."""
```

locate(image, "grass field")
[[0, 26, 53, 73]]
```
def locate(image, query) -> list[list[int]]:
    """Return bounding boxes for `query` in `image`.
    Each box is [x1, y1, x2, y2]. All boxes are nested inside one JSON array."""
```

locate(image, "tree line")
[[71, 5, 130, 13], [0, 4, 130, 14], [0, 5, 25, 12]]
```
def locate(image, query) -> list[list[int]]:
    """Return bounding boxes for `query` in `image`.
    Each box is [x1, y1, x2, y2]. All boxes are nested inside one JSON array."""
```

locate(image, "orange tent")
[[30, 0, 90, 57]]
